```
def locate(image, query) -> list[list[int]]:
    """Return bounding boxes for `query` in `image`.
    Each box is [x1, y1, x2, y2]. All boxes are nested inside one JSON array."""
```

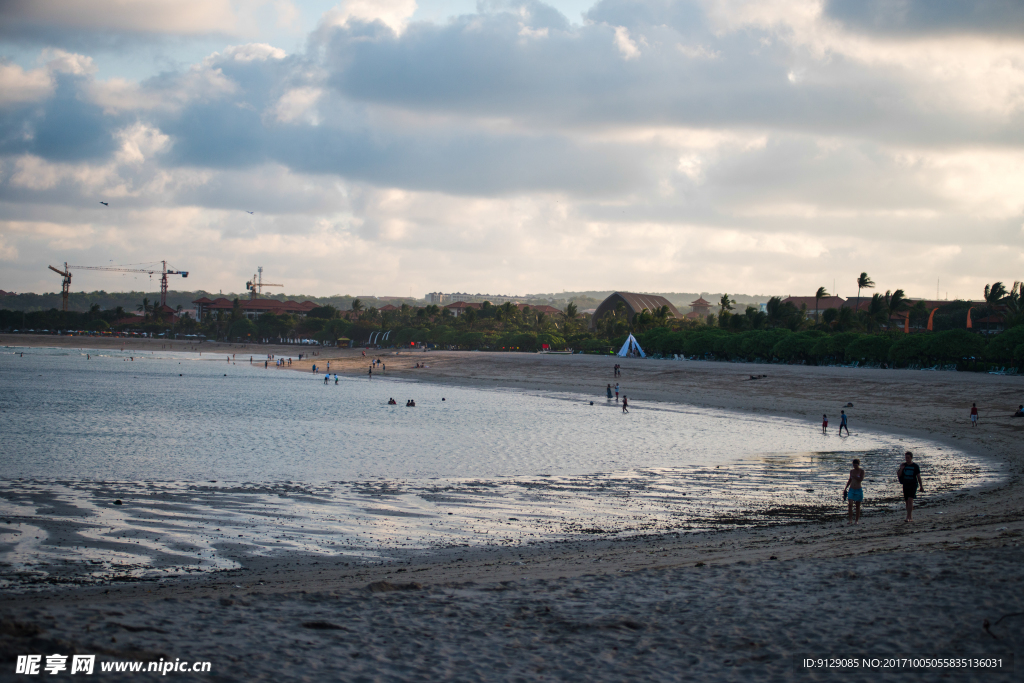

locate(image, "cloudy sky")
[[1, 0, 1022, 301]]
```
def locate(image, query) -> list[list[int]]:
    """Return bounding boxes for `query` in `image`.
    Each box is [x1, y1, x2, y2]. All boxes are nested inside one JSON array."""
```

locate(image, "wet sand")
[[2, 337, 1023, 680]]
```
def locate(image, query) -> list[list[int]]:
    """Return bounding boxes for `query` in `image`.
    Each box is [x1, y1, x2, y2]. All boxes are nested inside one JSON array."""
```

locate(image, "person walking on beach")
[[607, 384, 613, 400], [839, 410, 849, 436], [622, 395, 628, 413], [265, 360, 268, 368], [368, 365, 373, 380], [822, 414, 828, 434], [844, 458, 865, 524], [324, 373, 329, 385], [615, 383, 620, 402], [970, 403, 978, 427], [897, 452, 924, 523]]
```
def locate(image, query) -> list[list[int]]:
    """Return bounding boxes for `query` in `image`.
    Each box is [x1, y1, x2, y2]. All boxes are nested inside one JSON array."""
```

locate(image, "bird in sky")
[[99, 201, 108, 206], [246, 211, 254, 214]]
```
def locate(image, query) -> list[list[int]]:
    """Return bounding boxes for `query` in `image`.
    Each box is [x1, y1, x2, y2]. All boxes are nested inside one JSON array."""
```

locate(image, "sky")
[[1, 0, 1022, 301]]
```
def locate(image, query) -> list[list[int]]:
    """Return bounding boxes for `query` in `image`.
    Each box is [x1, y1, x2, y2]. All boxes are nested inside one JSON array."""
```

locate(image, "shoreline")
[[3, 336, 1022, 679]]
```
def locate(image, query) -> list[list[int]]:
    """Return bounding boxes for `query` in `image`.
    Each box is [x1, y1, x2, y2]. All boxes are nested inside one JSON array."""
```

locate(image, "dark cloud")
[[321, 4, 1023, 148], [824, 0, 1024, 37], [0, 74, 119, 161]]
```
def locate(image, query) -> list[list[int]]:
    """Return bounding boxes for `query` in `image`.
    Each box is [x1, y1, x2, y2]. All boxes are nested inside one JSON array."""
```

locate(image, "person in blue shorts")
[[843, 458, 865, 525]]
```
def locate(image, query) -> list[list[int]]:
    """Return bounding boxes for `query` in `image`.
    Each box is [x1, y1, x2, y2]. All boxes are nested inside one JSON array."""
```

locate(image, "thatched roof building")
[[590, 292, 681, 330]]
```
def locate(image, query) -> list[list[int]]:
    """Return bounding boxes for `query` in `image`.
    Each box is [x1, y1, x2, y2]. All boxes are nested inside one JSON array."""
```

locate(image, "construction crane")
[[48, 262, 72, 312], [66, 261, 188, 308], [246, 266, 282, 300]]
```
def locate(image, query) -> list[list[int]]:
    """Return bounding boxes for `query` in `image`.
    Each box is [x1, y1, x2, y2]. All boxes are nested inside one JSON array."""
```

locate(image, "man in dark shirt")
[[897, 451, 924, 523]]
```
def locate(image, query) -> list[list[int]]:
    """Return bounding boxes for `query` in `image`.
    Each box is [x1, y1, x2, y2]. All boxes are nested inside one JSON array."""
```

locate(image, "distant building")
[[687, 297, 712, 320], [590, 292, 681, 330], [782, 296, 847, 317], [520, 304, 562, 316], [427, 292, 523, 305], [444, 301, 482, 317], [0, 290, 14, 296], [193, 297, 317, 320]]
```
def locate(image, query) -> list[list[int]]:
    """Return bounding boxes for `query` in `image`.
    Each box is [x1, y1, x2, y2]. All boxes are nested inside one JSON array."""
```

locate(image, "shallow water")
[[0, 346, 999, 587]]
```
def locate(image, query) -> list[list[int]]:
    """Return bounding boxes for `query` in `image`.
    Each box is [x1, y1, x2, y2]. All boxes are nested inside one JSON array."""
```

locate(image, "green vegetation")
[[2, 281, 1021, 370]]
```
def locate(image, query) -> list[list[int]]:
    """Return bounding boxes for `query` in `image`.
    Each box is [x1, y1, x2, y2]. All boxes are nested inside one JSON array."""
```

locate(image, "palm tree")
[[350, 298, 363, 314], [865, 293, 886, 332], [984, 282, 1007, 305], [883, 289, 908, 329], [1002, 281, 1023, 327], [497, 301, 517, 324], [855, 272, 874, 314], [654, 304, 672, 327], [718, 293, 736, 316], [814, 286, 829, 324], [836, 305, 855, 331]]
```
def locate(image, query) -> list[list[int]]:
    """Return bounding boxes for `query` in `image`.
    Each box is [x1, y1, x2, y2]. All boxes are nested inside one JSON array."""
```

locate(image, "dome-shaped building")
[[590, 292, 681, 330]]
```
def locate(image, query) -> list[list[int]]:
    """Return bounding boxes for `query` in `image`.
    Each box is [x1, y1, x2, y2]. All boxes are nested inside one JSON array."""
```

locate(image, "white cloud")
[[322, 0, 418, 36], [115, 124, 171, 166], [220, 43, 287, 62], [612, 25, 640, 60], [0, 62, 53, 107], [3, 0, 1024, 300], [273, 87, 323, 124]]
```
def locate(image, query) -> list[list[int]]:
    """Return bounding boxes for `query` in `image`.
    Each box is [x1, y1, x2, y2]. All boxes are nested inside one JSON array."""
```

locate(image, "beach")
[[2, 335, 1022, 681]]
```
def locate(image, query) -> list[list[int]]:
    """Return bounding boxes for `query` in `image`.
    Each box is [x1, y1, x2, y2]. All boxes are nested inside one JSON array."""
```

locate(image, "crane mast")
[[246, 266, 282, 300], [47, 262, 71, 312]]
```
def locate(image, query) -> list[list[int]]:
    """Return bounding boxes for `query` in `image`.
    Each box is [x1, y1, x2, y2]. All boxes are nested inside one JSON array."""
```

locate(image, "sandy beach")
[[2, 336, 1022, 681]]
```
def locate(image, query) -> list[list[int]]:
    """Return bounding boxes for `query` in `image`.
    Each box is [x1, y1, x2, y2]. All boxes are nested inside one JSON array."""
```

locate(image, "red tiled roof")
[[445, 301, 482, 309], [690, 297, 711, 306], [782, 296, 847, 309], [193, 297, 316, 314], [379, 304, 399, 311], [520, 304, 561, 315]]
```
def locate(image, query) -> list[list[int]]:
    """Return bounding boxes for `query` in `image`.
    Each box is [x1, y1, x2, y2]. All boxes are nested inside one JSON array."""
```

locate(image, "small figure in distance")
[[388, 398, 396, 405], [896, 451, 924, 523], [844, 458, 865, 525], [1014, 405, 1024, 417], [615, 383, 620, 402], [606, 383, 613, 400], [970, 402, 979, 427], [822, 413, 828, 434], [839, 410, 850, 436], [622, 395, 628, 413], [324, 373, 329, 385]]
